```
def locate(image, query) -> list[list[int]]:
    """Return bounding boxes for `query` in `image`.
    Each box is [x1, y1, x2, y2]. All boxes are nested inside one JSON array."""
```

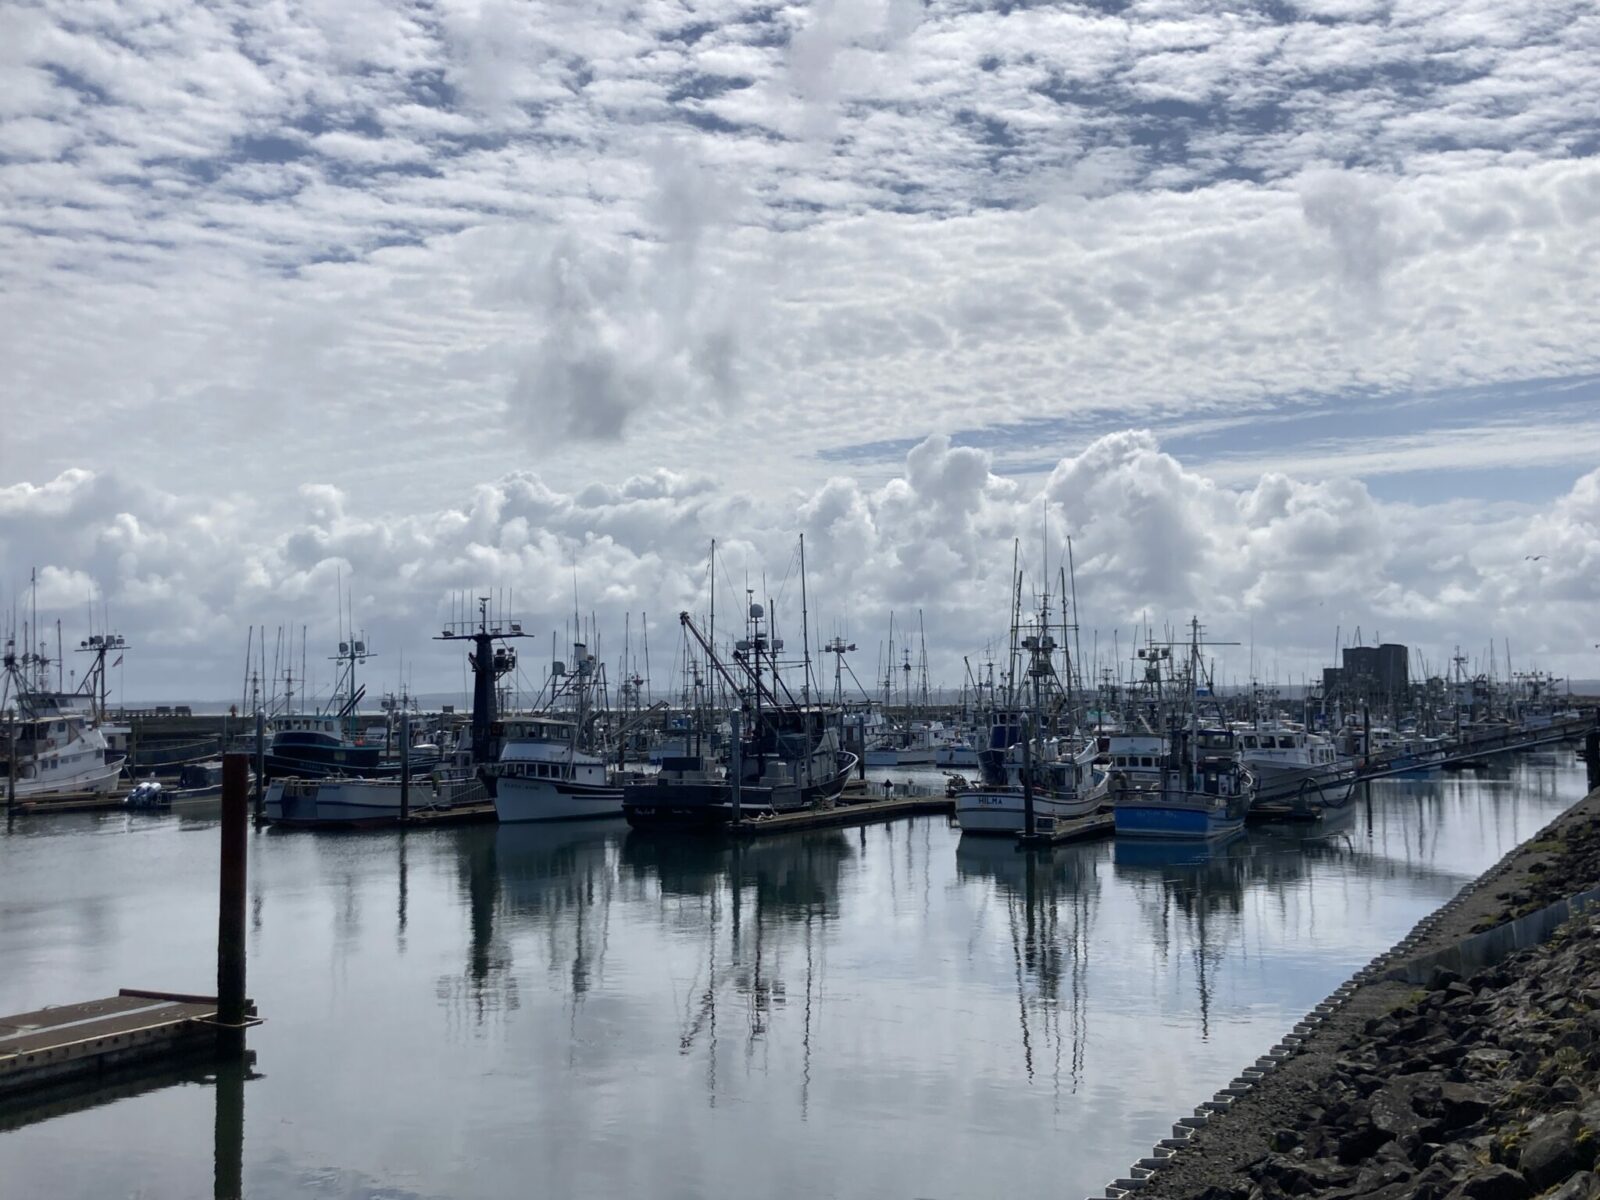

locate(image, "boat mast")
[[799, 535, 813, 710]]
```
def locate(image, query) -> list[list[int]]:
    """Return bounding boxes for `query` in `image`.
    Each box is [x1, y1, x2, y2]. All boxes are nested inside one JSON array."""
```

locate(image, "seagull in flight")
[[1525, 554, 1546, 560]]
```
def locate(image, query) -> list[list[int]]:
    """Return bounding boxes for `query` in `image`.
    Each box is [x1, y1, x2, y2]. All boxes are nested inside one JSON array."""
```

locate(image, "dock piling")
[[1021, 717, 1036, 840], [252, 711, 265, 821], [400, 711, 411, 823], [216, 753, 249, 1060], [729, 709, 743, 824], [213, 1051, 245, 1200]]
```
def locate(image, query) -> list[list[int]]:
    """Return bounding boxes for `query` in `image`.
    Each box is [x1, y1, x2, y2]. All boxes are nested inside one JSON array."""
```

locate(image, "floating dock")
[[0, 989, 253, 1099], [1015, 810, 1115, 846], [5, 787, 131, 816], [728, 793, 953, 836], [401, 801, 498, 827]]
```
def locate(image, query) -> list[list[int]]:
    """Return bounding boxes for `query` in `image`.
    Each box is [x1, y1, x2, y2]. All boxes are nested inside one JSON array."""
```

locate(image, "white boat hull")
[[864, 748, 936, 767], [494, 775, 624, 823], [264, 777, 475, 826], [11, 757, 124, 800], [1250, 760, 1358, 804], [955, 787, 1099, 835]]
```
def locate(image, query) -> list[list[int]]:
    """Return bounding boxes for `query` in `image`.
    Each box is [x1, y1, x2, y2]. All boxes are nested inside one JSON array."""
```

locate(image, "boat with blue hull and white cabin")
[[1114, 620, 1253, 841], [1113, 726, 1251, 840]]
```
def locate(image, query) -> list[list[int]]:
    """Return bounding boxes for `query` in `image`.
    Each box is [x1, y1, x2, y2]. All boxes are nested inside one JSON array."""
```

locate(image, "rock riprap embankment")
[[1140, 789, 1600, 1200]]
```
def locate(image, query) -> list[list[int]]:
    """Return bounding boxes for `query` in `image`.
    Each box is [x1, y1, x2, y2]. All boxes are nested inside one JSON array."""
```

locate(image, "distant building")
[[1336, 644, 1409, 705]]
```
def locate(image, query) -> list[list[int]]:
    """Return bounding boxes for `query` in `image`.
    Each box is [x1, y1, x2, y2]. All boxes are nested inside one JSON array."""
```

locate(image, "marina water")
[[0, 751, 1587, 1199]]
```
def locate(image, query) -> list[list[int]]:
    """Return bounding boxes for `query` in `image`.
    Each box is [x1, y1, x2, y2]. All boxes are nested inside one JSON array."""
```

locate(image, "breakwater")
[[1127, 784, 1600, 1200]]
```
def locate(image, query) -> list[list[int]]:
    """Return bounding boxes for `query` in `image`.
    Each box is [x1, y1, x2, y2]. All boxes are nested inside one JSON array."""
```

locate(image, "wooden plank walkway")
[[1016, 810, 1115, 846], [729, 794, 954, 836], [5, 788, 131, 816], [401, 801, 498, 827], [0, 990, 243, 1098]]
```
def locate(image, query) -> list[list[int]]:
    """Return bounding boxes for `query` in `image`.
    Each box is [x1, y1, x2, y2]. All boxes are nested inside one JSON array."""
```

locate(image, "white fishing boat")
[[954, 737, 1098, 833], [491, 715, 624, 822], [2, 614, 127, 800], [934, 733, 982, 769], [487, 639, 640, 823], [264, 772, 483, 827], [864, 720, 939, 766], [954, 584, 1099, 836], [1236, 722, 1357, 807], [1076, 731, 1166, 793], [1, 708, 124, 799]]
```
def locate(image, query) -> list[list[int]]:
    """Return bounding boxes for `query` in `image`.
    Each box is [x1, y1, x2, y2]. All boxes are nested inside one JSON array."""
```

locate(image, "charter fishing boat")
[[623, 603, 855, 831], [1115, 620, 1253, 840]]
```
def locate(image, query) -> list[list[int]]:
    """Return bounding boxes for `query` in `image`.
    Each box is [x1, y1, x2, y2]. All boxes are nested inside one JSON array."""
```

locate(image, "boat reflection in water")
[[954, 837, 1105, 1091], [1114, 831, 1250, 1037], [621, 829, 849, 1111]]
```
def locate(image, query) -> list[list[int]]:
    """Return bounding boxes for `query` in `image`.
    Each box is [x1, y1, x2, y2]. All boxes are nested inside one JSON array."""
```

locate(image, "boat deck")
[[0, 989, 248, 1098]]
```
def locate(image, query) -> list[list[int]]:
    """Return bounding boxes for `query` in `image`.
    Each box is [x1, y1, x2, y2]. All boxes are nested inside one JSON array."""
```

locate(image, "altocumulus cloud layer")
[[2, 435, 1597, 699], [1, 1, 1598, 693]]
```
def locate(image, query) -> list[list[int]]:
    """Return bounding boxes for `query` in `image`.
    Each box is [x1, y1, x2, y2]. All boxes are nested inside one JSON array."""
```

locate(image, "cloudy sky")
[[2, 0, 1598, 703]]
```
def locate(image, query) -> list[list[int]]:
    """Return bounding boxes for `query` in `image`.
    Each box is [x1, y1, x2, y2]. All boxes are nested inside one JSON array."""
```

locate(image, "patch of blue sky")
[[817, 373, 1600, 502]]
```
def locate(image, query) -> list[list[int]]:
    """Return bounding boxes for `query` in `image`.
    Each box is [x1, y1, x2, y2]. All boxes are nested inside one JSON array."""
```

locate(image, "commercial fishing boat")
[[1114, 620, 1253, 840], [1, 622, 126, 801], [954, 582, 1098, 836], [623, 603, 855, 831], [1114, 726, 1251, 839], [262, 636, 441, 781], [490, 641, 637, 823], [1236, 722, 1357, 808], [263, 771, 482, 827]]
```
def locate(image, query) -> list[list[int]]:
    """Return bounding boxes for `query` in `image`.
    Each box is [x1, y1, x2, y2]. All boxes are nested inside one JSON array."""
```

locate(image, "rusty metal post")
[[217, 753, 249, 1060]]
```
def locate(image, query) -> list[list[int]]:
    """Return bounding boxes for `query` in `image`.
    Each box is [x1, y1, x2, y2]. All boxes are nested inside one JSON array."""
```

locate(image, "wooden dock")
[[0, 989, 253, 1099], [401, 801, 498, 827], [6, 787, 131, 816], [729, 794, 953, 836], [1016, 810, 1115, 846]]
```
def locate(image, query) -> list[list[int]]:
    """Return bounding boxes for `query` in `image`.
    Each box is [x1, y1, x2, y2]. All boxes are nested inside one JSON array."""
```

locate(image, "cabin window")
[[1243, 736, 1256, 749], [1142, 756, 1153, 767]]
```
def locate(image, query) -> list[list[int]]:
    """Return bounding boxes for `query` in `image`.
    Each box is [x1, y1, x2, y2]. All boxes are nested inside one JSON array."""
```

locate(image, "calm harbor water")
[[0, 751, 1588, 1199]]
